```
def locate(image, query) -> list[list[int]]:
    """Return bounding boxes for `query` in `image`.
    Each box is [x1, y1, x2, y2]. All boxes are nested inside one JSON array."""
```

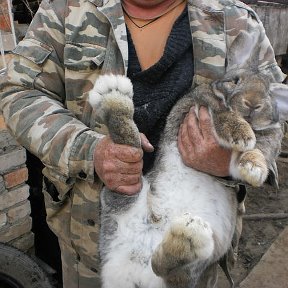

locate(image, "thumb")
[[140, 133, 154, 153], [198, 106, 213, 137]]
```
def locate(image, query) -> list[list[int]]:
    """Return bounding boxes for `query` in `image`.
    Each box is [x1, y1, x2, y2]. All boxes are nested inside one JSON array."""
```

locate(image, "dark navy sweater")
[[127, 8, 194, 173]]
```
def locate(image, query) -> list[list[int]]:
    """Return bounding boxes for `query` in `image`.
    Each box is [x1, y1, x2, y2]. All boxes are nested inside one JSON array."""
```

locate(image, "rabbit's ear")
[[227, 29, 260, 71], [270, 83, 288, 123], [211, 76, 240, 105]]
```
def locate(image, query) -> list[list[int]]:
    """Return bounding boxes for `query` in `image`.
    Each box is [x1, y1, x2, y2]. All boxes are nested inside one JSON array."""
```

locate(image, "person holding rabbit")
[[0, 0, 287, 287]]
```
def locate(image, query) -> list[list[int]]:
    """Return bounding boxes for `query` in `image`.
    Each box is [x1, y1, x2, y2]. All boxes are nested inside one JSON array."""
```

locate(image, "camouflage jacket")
[[0, 0, 286, 279]]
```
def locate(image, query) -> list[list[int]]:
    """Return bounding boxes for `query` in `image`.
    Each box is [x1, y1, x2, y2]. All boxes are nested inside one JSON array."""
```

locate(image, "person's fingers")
[[178, 123, 191, 160], [197, 106, 215, 140], [101, 159, 143, 175], [104, 173, 141, 190], [177, 107, 232, 176], [178, 107, 203, 148], [115, 145, 143, 163], [140, 133, 154, 152], [114, 181, 142, 195], [94, 136, 143, 191]]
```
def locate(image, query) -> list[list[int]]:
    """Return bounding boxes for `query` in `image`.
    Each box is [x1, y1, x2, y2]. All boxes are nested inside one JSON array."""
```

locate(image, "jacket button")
[[94, 0, 103, 6], [79, 171, 87, 179], [90, 267, 98, 273], [87, 219, 95, 226]]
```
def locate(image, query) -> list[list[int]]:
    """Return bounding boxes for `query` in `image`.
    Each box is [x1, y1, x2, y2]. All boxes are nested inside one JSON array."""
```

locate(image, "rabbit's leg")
[[88, 74, 141, 148], [231, 149, 268, 187], [151, 214, 214, 277], [212, 111, 256, 151]]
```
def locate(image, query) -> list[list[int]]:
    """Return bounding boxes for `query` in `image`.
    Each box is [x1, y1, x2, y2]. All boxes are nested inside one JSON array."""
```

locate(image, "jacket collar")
[[88, 0, 106, 6], [88, 0, 227, 81], [188, 0, 233, 11], [90, 0, 228, 10], [88, 0, 128, 74], [187, 0, 226, 84]]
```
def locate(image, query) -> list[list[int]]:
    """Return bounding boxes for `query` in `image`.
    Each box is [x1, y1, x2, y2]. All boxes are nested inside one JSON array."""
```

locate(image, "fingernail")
[[132, 147, 141, 154], [147, 142, 153, 148], [190, 106, 196, 113]]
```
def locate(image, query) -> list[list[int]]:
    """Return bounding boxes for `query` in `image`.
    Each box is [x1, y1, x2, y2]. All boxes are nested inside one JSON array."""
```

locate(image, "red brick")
[[4, 167, 28, 189], [0, 115, 7, 130], [0, 4, 11, 32]]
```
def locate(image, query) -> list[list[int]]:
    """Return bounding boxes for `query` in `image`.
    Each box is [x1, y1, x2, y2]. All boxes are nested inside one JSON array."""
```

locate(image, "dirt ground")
[[223, 128, 288, 287]]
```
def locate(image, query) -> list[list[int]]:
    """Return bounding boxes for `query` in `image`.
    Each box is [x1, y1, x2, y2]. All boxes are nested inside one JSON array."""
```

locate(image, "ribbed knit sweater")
[[127, 8, 194, 173]]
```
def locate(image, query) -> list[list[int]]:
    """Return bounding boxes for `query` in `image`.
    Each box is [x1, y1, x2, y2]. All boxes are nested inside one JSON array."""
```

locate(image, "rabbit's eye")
[[233, 76, 240, 85], [254, 104, 262, 110]]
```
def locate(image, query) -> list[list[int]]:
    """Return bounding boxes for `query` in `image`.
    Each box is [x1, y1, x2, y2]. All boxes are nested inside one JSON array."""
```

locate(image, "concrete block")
[[0, 130, 19, 152], [0, 216, 32, 242], [0, 212, 7, 228], [0, 175, 5, 194], [0, 184, 29, 211], [7, 201, 31, 223], [0, 148, 26, 173], [9, 231, 34, 252]]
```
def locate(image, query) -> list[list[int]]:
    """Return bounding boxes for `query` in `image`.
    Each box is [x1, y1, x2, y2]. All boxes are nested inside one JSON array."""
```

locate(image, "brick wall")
[[0, 114, 34, 251], [0, 0, 11, 32]]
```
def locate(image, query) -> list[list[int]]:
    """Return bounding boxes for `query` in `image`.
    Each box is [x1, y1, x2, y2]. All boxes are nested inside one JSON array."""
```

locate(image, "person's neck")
[[121, 0, 184, 20]]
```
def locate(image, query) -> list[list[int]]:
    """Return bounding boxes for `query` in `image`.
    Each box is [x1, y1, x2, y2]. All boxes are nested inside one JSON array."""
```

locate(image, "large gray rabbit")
[[88, 71, 282, 288]]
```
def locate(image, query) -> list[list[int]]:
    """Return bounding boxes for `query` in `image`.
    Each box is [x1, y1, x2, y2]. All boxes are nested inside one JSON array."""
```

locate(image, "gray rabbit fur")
[[88, 70, 282, 288]]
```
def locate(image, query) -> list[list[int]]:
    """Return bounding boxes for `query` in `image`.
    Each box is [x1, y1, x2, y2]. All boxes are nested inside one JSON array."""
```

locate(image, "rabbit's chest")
[[148, 143, 218, 216]]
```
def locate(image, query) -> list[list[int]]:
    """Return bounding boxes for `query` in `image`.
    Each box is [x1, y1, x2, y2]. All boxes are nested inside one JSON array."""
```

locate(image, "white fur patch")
[[239, 161, 268, 187], [88, 74, 133, 107], [229, 151, 242, 180], [230, 151, 268, 186], [171, 214, 214, 260]]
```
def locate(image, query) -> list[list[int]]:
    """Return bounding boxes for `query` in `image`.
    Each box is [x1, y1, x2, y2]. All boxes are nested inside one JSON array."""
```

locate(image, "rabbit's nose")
[[243, 100, 263, 111]]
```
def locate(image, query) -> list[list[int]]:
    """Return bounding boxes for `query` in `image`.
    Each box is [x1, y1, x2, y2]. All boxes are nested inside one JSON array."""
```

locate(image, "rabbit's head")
[[212, 72, 279, 130]]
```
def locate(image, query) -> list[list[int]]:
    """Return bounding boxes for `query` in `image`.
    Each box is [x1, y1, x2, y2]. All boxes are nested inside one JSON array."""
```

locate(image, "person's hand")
[[94, 133, 154, 195], [178, 106, 231, 177]]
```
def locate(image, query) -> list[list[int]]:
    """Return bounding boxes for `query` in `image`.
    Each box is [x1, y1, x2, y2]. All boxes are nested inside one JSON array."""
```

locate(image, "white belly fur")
[[101, 142, 236, 288]]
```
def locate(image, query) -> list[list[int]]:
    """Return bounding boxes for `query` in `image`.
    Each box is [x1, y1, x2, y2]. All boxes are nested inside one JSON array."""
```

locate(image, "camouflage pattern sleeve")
[[226, 0, 288, 184], [227, 0, 286, 82], [0, 0, 103, 195]]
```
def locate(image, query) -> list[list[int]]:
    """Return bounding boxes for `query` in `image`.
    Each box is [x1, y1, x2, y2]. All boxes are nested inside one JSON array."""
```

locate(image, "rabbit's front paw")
[[215, 115, 256, 151], [238, 149, 268, 187], [88, 74, 134, 121], [228, 127, 256, 152], [90, 74, 133, 102]]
